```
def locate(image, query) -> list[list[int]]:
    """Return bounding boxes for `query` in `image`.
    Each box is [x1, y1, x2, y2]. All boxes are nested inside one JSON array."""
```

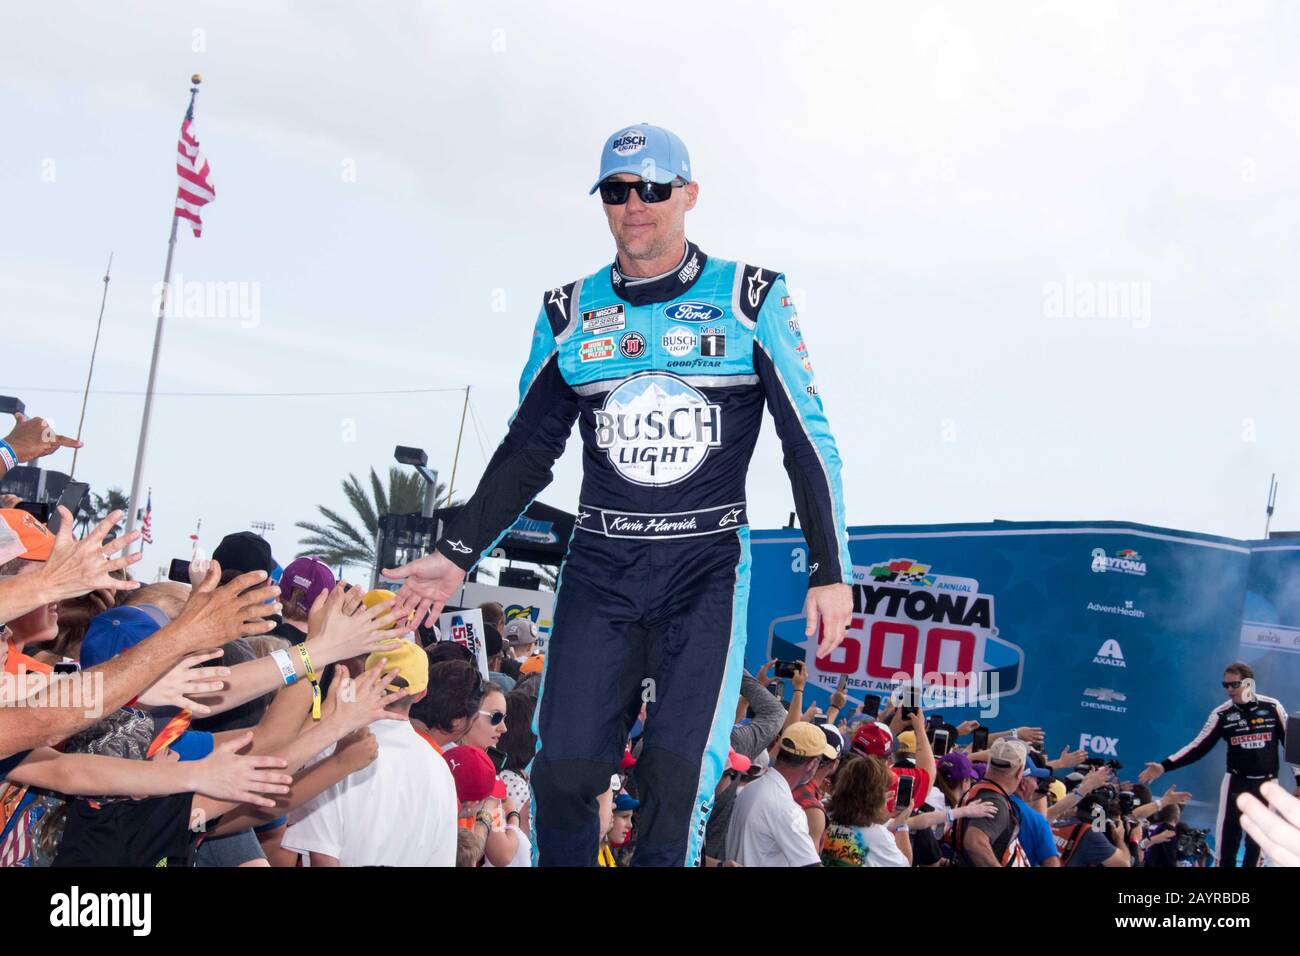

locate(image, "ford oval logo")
[[663, 301, 725, 323]]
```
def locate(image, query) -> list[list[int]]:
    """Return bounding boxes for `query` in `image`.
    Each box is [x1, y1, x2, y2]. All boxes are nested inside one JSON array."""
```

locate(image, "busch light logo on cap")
[[663, 301, 724, 323], [595, 373, 722, 486], [611, 129, 648, 156]]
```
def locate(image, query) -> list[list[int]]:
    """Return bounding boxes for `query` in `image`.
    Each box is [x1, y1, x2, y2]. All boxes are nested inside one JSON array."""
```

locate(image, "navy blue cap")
[[80, 605, 169, 668]]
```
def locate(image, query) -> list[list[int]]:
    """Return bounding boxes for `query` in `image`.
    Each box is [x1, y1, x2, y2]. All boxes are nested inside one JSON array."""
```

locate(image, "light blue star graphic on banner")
[[994, 538, 1071, 598]]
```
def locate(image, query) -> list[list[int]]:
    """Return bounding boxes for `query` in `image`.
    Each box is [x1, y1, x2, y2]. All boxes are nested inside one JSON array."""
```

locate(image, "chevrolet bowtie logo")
[[718, 508, 742, 527], [1083, 687, 1127, 702], [446, 540, 473, 555]]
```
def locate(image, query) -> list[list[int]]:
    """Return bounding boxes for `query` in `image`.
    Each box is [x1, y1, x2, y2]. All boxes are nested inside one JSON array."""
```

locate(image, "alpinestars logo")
[[594, 372, 722, 486], [747, 268, 768, 308], [1090, 547, 1147, 576], [1093, 639, 1126, 667]]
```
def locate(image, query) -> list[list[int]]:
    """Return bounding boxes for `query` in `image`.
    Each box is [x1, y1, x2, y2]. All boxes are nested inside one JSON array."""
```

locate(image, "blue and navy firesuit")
[[434, 240, 852, 866]]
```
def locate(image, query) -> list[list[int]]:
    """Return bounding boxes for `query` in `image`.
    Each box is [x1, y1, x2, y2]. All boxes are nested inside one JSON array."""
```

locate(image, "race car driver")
[[1139, 661, 1290, 867], [385, 123, 854, 867]]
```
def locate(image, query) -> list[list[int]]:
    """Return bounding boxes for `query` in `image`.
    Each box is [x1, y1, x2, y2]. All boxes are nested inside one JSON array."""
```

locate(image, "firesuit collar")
[[610, 239, 707, 306]]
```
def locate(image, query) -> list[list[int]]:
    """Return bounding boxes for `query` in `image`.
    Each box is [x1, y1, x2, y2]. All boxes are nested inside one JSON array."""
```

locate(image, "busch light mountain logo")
[[1090, 547, 1147, 576], [594, 372, 722, 486], [663, 301, 725, 323], [611, 129, 647, 156]]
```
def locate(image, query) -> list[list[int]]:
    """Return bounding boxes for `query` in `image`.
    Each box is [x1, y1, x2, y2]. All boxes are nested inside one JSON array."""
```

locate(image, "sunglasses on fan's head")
[[598, 178, 686, 205]]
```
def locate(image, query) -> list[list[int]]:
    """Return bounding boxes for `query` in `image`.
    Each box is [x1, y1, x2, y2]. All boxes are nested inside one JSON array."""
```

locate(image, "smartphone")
[[862, 694, 882, 718], [1287, 717, 1300, 766], [972, 727, 989, 751], [48, 480, 89, 533], [932, 728, 952, 757], [766, 680, 785, 701], [486, 745, 508, 773], [0, 396, 25, 416], [774, 659, 802, 679], [927, 713, 944, 730], [53, 661, 80, 675], [811, 714, 828, 726], [168, 558, 192, 584], [895, 773, 914, 810]]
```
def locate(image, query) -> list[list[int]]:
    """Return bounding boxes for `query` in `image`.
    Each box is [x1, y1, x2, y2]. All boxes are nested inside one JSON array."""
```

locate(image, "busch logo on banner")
[[767, 558, 1023, 715]]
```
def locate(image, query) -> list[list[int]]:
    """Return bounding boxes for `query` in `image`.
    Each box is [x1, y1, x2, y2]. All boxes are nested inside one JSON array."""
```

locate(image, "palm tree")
[[295, 467, 458, 574], [80, 487, 130, 537]]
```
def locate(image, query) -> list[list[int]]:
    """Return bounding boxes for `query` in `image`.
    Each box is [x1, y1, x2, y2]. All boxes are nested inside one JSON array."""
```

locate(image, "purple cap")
[[938, 751, 979, 785], [280, 557, 336, 615]]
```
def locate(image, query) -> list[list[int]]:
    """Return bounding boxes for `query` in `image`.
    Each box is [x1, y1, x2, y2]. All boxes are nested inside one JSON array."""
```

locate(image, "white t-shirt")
[[821, 821, 910, 867], [282, 720, 457, 867], [725, 768, 821, 867]]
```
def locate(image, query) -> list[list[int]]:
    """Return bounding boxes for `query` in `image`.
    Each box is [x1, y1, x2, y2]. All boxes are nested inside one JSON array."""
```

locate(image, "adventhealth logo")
[[50, 886, 151, 936]]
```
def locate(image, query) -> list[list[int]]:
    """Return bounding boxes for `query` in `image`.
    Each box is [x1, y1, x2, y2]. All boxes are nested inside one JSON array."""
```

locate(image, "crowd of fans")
[[1, 412, 1298, 867]]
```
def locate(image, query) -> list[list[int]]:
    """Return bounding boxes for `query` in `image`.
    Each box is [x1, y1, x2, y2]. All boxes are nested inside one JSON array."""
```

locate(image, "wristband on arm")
[[271, 649, 297, 685], [296, 643, 321, 719]]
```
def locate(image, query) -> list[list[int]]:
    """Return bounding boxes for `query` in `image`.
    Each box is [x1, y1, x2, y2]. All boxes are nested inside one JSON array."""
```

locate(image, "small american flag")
[[175, 93, 215, 237], [141, 490, 154, 545]]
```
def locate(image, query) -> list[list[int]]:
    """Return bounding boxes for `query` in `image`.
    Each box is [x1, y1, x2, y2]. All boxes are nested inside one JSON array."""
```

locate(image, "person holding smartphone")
[[1139, 661, 1289, 868]]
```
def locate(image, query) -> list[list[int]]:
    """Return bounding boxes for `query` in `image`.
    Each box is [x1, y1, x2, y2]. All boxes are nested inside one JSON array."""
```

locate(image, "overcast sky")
[[3, 0, 1298, 581]]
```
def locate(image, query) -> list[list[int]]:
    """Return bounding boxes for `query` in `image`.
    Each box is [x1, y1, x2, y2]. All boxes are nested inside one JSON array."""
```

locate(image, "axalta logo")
[[611, 129, 647, 155], [661, 326, 697, 357], [594, 372, 722, 486], [1079, 733, 1119, 756], [663, 301, 724, 323], [1090, 547, 1147, 576], [1093, 639, 1126, 667]]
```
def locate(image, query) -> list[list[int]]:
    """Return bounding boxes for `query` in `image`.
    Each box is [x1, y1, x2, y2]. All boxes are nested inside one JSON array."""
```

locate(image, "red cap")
[[620, 747, 637, 771], [491, 778, 507, 801], [727, 749, 752, 773], [445, 746, 497, 802], [851, 721, 894, 759]]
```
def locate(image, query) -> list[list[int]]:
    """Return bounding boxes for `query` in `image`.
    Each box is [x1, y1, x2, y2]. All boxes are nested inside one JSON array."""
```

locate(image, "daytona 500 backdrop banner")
[[747, 520, 1300, 831]]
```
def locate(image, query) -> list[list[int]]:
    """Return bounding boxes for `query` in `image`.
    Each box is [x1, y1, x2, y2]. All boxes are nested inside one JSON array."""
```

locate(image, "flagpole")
[[444, 385, 470, 507], [125, 75, 201, 548], [69, 252, 113, 479]]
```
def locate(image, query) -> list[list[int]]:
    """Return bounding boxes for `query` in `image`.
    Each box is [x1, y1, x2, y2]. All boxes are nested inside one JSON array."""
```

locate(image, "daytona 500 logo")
[[594, 372, 721, 486]]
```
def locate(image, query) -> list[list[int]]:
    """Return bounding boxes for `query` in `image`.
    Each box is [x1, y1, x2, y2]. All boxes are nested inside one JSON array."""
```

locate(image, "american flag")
[[175, 92, 215, 237], [141, 490, 154, 545]]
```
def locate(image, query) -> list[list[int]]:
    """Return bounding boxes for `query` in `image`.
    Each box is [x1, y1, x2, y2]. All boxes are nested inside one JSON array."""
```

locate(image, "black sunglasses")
[[598, 178, 684, 205], [1222, 680, 1243, 689]]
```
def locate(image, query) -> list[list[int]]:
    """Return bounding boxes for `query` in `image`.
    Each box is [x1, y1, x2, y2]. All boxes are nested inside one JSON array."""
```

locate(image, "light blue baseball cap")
[[590, 123, 692, 194]]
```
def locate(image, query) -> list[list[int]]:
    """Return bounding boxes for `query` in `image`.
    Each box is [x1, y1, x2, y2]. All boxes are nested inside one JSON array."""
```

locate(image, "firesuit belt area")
[[574, 502, 748, 540]]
